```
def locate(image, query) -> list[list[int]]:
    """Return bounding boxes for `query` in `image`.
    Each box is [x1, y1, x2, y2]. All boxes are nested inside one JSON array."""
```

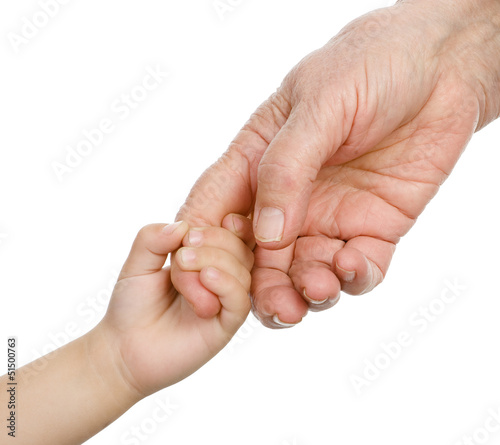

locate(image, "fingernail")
[[162, 221, 184, 236], [329, 293, 341, 306], [205, 267, 220, 280], [231, 214, 245, 234], [272, 314, 297, 328], [255, 207, 284, 242], [303, 288, 329, 305], [336, 263, 356, 283], [178, 248, 196, 265], [188, 230, 203, 246], [362, 257, 378, 294]]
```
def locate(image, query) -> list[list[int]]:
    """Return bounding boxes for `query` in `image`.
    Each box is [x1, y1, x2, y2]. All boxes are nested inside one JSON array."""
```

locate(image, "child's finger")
[[221, 213, 256, 250], [199, 266, 251, 331], [119, 221, 189, 280], [176, 246, 251, 291], [170, 260, 222, 318], [183, 226, 254, 271]]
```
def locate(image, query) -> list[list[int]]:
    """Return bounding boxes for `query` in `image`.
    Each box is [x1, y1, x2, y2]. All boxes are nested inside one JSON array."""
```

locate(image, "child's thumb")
[[119, 222, 189, 280]]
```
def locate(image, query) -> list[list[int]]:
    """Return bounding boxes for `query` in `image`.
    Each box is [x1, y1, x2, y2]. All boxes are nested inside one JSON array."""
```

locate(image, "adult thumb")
[[253, 102, 340, 249]]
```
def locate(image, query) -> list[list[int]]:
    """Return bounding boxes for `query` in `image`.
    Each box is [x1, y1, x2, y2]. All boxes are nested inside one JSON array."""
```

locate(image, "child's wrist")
[[85, 323, 144, 409]]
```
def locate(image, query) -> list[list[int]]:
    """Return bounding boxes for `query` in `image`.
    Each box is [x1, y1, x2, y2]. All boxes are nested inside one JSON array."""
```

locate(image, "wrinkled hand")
[[174, 0, 500, 327]]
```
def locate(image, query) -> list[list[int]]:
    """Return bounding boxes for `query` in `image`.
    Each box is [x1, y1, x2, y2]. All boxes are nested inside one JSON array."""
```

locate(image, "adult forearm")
[[404, 0, 500, 128]]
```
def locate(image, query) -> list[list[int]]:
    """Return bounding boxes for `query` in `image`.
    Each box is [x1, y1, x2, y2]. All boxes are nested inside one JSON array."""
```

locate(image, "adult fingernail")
[[188, 230, 203, 246], [231, 214, 245, 234], [329, 293, 341, 306], [255, 207, 284, 242], [336, 263, 356, 283], [178, 248, 196, 265], [162, 221, 184, 235], [303, 288, 329, 305], [272, 314, 297, 328], [362, 258, 379, 294]]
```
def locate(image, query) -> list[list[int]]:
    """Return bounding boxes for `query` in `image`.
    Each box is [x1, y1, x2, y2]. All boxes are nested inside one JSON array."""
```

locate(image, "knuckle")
[[245, 251, 255, 270], [241, 269, 252, 292], [257, 158, 306, 195], [137, 224, 154, 240]]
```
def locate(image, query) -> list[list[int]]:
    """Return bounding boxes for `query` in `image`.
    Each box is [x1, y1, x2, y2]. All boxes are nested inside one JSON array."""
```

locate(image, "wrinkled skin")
[[172, 0, 500, 327]]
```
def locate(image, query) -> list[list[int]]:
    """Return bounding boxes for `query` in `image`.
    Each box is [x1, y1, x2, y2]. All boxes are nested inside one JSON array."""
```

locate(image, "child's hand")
[[96, 214, 255, 398], [170, 213, 256, 318]]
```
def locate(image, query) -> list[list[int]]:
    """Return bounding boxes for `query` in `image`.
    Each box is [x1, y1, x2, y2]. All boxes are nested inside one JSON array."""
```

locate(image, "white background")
[[1, 1, 500, 444]]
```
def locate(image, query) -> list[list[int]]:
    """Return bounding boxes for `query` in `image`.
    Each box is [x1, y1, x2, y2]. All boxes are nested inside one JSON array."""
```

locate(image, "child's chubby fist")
[[170, 213, 255, 319], [95, 214, 255, 399]]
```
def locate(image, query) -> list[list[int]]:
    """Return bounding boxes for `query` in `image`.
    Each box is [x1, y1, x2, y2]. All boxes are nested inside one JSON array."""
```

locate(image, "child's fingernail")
[[255, 207, 284, 243], [188, 230, 203, 246], [206, 267, 220, 280], [162, 221, 184, 236], [178, 248, 196, 265]]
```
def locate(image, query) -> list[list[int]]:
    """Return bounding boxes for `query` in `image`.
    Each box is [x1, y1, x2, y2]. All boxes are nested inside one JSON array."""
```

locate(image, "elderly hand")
[[173, 0, 500, 327]]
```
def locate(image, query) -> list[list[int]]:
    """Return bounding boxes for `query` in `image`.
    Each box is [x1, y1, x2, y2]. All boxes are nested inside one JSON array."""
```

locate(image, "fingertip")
[[333, 248, 381, 295], [302, 286, 341, 313], [251, 282, 308, 329], [334, 254, 360, 284], [162, 220, 189, 239], [191, 300, 222, 319], [290, 261, 341, 311], [222, 213, 242, 233], [176, 247, 197, 270], [222, 213, 256, 250], [253, 207, 301, 251], [200, 266, 251, 322], [254, 207, 285, 243], [204, 266, 221, 282], [120, 222, 189, 280]]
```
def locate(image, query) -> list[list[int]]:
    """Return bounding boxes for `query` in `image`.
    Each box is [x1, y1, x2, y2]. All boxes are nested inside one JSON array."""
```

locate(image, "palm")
[[251, 75, 478, 326], [306, 80, 474, 247], [103, 271, 230, 396]]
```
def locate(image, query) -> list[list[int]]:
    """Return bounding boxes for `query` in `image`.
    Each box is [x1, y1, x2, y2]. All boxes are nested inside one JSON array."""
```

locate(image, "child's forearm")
[[0, 325, 142, 444]]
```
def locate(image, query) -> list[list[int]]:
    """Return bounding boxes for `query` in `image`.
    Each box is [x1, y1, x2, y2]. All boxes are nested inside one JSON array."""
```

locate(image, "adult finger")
[[332, 236, 395, 295], [289, 235, 344, 311], [253, 90, 352, 250], [221, 213, 256, 251], [251, 242, 309, 328]]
